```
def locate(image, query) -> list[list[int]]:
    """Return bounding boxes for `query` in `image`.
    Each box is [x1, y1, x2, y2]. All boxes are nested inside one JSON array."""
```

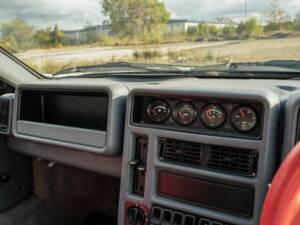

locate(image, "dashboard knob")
[[127, 207, 145, 225]]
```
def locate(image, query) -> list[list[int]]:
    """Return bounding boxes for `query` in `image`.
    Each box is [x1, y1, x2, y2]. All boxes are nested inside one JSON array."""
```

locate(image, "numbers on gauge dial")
[[201, 104, 226, 129], [173, 102, 197, 126], [231, 106, 258, 132], [146, 100, 170, 123]]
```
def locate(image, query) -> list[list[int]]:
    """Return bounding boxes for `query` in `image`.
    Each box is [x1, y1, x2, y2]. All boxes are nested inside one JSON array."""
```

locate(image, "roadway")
[[16, 41, 238, 62]]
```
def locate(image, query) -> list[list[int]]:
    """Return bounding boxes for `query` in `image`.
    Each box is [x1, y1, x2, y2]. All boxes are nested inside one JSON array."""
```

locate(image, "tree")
[[197, 23, 210, 40], [101, 0, 170, 38], [222, 25, 236, 39], [208, 25, 219, 37], [236, 21, 246, 37], [265, 0, 290, 31], [0, 19, 35, 51], [34, 28, 51, 48], [50, 24, 64, 46], [244, 18, 263, 37], [187, 26, 198, 35], [293, 12, 300, 31], [236, 18, 263, 38]]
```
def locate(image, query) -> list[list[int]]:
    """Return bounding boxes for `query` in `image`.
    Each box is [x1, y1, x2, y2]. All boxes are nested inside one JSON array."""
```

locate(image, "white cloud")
[[163, 0, 299, 21], [0, 0, 104, 29]]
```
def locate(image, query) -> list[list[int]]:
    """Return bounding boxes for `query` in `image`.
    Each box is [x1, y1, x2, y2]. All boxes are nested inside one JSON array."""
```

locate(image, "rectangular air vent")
[[160, 138, 258, 177], [207, 145, 258, 176], [161, 138, 202, 166]]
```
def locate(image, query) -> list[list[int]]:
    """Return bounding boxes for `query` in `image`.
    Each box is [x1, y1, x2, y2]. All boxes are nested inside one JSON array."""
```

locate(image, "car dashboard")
[[1, 76, 300, 225]]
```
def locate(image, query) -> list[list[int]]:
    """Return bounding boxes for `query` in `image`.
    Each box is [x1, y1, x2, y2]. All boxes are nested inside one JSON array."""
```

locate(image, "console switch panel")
[[130, 137, 148, 196]]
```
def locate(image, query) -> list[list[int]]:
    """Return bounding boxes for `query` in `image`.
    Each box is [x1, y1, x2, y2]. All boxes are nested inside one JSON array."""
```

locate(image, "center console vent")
[[160, 138, 258, 177], [150, 206, 234, 225], [207, 145, 258, 176], [161, 138, 202, 166]]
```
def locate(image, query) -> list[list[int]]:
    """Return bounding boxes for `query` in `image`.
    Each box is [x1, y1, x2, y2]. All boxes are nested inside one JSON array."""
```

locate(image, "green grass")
[[133, 49, 163, 60]]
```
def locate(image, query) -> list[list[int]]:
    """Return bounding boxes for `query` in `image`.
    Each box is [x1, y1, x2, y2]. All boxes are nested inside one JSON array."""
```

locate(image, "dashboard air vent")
[[161, 138, 202, 166], [207, 145, 258, 176], [160, 138, 258, 177]]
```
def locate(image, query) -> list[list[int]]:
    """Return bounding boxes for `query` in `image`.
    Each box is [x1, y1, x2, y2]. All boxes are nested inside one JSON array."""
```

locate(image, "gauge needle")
[[240, 109, 245, 117], [152, 109, 158, 116], [179, 111, 185, 119], [206, 110, 212, 121]]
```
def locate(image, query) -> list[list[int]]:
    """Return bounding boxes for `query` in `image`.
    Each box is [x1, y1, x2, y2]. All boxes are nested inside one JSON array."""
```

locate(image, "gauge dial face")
[[173, 102, 197, 126], [231, 106, 258, 132], [146, 100, 170, 123], [201, 104, 226, 129]]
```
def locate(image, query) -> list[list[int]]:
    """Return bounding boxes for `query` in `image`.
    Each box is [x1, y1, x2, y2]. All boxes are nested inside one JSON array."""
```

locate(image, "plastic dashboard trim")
[[131, 95, 264, 140], [282, 91, 300, 160], [118, 87, 281, 225], [12, 83, 128, 156]]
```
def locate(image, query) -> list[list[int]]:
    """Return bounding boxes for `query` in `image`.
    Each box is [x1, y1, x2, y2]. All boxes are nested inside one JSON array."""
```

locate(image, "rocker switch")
[[129, 159, 141, 166]]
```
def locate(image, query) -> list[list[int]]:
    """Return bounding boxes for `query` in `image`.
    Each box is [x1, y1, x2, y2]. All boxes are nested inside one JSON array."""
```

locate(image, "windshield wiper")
[[227, 60, 300, 70], [54, 62, 191, 76]]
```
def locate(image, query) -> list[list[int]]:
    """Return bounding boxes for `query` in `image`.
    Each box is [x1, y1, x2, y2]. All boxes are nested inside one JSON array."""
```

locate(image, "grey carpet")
[[0, 160, 120, 225], [33, 159, 120, 224], [0, 196, 68, 225]]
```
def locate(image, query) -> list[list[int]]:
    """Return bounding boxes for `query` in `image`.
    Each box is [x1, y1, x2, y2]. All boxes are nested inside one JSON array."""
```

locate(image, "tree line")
[[0, 20, 66, 52], [1, 0, 300, 52]]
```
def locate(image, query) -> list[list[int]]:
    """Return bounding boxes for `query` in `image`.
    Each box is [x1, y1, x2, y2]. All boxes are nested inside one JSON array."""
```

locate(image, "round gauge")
[[201, 104, 226, 129], [146, 100, 170, 123], [173, 102, 197, 126], [231, 106, 258, 132]]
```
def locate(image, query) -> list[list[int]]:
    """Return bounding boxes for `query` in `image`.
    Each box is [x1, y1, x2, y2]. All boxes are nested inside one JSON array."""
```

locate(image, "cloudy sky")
[[0, 0, 299, 30]]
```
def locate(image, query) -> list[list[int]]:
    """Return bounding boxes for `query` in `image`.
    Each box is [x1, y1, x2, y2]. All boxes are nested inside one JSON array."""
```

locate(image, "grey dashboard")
[[12, 82, 128, 155], [1, 76, 300, 225]]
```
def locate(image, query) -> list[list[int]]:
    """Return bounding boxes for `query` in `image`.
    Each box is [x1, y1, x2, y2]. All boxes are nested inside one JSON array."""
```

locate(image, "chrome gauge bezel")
[[200, 104, 226, 129], [173, 102, 198, 126], [146, 99, 170, 123], [230, 105, 258, 132]]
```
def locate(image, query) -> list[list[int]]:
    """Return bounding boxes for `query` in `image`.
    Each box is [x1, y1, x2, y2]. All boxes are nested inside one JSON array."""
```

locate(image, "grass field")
[[25, 37, 300, 74]]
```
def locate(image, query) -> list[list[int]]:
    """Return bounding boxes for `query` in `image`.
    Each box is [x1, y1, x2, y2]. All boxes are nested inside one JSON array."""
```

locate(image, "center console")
[[119, 87, 280, 225]]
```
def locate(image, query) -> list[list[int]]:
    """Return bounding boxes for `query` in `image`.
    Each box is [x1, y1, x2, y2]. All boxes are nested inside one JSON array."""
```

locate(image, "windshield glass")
[[0, 0, 300, 76]]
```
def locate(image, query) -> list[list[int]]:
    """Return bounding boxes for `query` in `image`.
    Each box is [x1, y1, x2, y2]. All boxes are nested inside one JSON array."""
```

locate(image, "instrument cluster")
[[133, 96, 263, 138]]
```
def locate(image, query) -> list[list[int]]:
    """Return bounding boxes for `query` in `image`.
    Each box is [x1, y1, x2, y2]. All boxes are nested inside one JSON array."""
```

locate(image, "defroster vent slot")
[[159, 138, 258, 177]]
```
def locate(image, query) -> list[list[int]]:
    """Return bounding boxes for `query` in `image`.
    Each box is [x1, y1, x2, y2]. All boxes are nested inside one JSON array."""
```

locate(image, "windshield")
[[0, 0, 300, 76]]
